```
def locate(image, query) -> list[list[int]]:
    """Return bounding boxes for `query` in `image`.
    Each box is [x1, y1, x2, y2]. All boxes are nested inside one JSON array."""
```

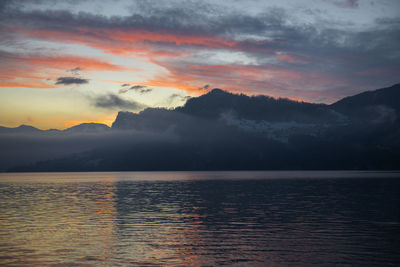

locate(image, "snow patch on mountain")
[[220, 113, 322, 143]]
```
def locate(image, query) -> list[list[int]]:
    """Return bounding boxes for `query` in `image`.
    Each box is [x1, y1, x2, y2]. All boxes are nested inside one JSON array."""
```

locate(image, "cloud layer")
[[0, 0, 399, 128]]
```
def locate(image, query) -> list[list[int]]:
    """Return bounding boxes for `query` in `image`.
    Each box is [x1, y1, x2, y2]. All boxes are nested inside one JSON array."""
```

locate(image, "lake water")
[[0, 171, 399, 266]]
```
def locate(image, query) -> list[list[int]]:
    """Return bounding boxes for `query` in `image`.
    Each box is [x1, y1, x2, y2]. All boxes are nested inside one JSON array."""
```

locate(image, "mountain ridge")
[[2, 83, 400, 171], [3, 84, 399, 131]]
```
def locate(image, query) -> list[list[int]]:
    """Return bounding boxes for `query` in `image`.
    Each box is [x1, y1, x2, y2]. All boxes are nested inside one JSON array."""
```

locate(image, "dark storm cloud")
[[93, 94, 145, 110], [55, 77, 88, 85]]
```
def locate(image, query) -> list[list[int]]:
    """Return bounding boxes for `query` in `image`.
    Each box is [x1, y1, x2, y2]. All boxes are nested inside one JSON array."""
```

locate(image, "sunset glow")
[[1, 0, 399, 129]]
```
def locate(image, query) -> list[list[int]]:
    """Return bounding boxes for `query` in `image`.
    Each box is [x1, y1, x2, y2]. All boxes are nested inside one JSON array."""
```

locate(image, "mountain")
[[64, 123, 110, 133], [332, 83, 400, 112], [0, 124, 44, 134], [112, 108, 192, 132], [0, 122, 110, 134], [331, 83, 400, 124], [0, 122, 109, 171], [3, 84, 400, 171], [177, 88, 343, 124]]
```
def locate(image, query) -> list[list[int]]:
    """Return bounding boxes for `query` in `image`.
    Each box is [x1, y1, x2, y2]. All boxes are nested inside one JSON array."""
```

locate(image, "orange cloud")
[[145, 62, 347, 102], [7, 27, 344, 102], [25, 56, 125, 72], [0, 81, 55, 88], [19, 28, 193, 58], [97, 28, 237, 48], [276, 54, 308, 64], [19, 27, 277, 60], [22, 27, 237, 51], [0, 52, 127, 89]]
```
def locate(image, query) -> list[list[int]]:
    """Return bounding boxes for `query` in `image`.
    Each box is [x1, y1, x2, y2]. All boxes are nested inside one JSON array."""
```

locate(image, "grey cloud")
[[119, 85, 145, 94], [94, 94, 145, 110], [0, 3, 311, 41], [2, 1, 399, 100], [68, 67, 81, 75], [162, 93, 191, 107], [55, 76, 88, 85], [331, 0, 359, 8], [2, 3, 397, 54], [130, 85, 147, 91], [119, 85, 152, 94], [139, 88, 153, 94], [198, 84, 210, 91], [169, 93, 191, 102]]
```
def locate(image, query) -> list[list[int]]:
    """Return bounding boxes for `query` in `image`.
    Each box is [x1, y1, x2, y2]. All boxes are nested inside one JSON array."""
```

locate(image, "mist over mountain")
[[2, 84, 400, 172]]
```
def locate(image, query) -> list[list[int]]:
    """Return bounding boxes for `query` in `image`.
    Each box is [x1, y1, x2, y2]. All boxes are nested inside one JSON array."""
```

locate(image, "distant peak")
[[69, 122, 109, 128], [64, 122, 110, 133], [17, 124, 36, 129], [16, 125, 41, 131]]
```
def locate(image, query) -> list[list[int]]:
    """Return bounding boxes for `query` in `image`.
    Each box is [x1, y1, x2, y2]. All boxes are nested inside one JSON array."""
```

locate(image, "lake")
[[0, 171, 399, 266]]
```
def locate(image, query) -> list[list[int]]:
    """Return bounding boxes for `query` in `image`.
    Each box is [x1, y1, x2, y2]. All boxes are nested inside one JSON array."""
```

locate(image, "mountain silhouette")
[[332, 83, 400, 111], [64, 123, 110, 133], [331, 83, 400, 124], [2, 84, 400, 171], [0, 124, 43, 134], [176, 88, 342, 123]]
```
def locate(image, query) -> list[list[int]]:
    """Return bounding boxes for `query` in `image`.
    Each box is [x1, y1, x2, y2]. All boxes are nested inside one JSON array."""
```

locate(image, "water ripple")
[[0, 171, 399, 266]]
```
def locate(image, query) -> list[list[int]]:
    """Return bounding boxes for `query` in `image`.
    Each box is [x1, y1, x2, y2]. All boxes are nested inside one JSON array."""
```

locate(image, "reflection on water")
[[0, 171, 399, 266]]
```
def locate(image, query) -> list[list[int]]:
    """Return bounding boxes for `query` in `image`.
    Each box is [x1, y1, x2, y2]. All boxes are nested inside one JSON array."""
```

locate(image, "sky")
[[0, 0, 399, 129]]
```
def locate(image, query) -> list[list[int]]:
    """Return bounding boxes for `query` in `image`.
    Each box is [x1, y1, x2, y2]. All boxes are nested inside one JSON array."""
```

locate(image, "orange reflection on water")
[[0, 175, 118, 266]]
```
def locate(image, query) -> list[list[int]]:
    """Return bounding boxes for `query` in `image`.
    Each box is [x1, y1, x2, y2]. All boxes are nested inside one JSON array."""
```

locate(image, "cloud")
[[0, 81, 55, 88], [170, 94, 191, 101], [330, 0, 359, 8], [165, 93, 192, 106], [68, 67, 82, 75], [1, 52, 126, 72], [119, 85, 153, 94], [139, 88, 153, 94], [93, 94, 145, 110], [1, 1, 399, 101], [55, 77, 88, 85], [0, 51, 127, 89], [198, 84, 210, 91]]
